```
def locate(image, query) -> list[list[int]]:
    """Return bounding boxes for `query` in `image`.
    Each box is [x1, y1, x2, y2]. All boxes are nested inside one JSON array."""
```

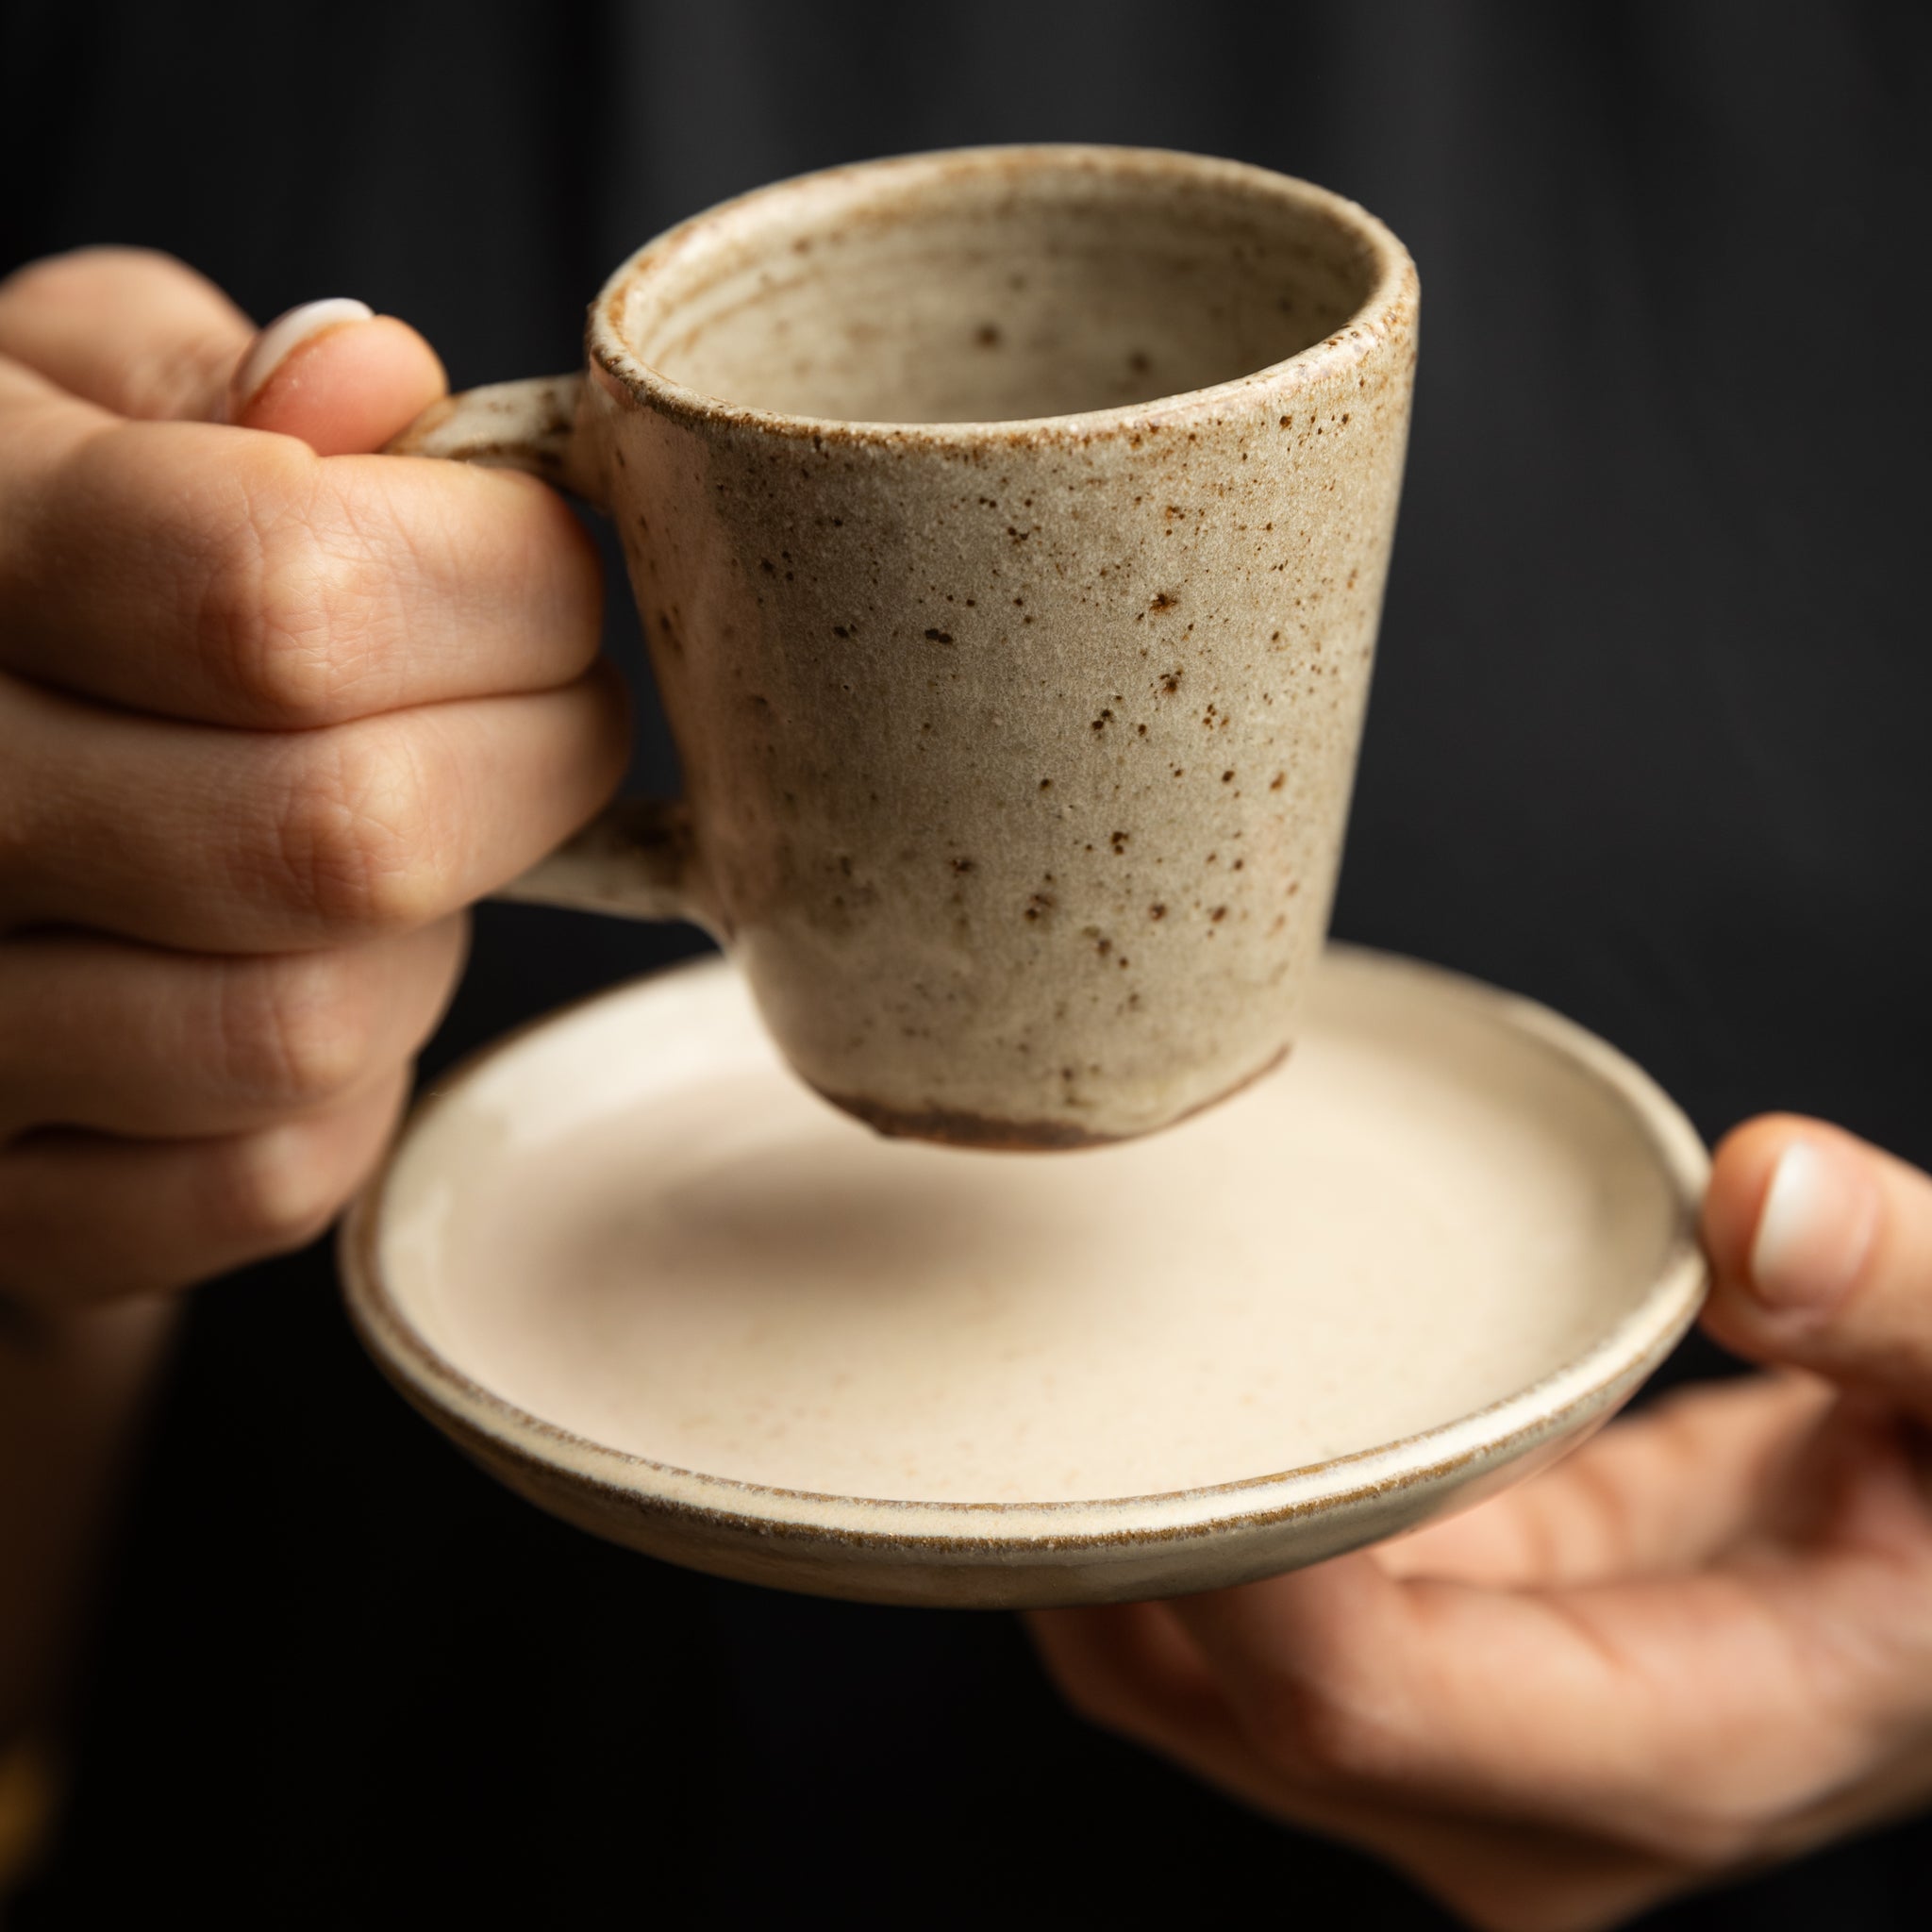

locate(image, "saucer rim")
[[341, 943, 1709, 1555]]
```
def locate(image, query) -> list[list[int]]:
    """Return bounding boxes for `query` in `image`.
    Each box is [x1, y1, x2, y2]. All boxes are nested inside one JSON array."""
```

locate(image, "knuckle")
[[218, 953, 376, 1109], [195, 458, 334, 724], [213, 1124, 352, 1253], [1, 252, 244, 420], [269, 726, 454, 935], [1244, 1672, 1402, 1784], [196, 456, 395, 726], [0, 251, 75, 320], [0, 245, 175, 316], [1612, 1799, 1763, 1874]]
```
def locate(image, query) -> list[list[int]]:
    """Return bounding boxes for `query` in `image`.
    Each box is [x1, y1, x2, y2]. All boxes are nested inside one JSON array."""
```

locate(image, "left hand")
[[1030, 1115, 1932, 1932]]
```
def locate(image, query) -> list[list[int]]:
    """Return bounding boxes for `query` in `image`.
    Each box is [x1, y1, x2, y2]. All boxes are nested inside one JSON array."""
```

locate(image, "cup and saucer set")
[[341, 147, 1707, 1609]]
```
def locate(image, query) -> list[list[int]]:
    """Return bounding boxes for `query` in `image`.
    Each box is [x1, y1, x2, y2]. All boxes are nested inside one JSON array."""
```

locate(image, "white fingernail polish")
[[230, 297, 374, 411], [1750, 1140, 1875, 1310]]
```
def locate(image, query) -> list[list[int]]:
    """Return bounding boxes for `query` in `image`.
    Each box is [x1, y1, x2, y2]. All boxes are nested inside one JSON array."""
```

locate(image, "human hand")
[[1031, 1115, 1932, 1931], [0, 249, 627, 1311]]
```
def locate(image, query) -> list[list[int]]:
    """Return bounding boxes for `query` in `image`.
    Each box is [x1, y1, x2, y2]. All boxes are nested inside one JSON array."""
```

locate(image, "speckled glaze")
[[392, 147, 1419, 1147]]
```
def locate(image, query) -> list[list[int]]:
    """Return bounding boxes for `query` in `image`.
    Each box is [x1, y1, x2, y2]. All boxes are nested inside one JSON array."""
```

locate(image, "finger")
[[0, 1071, 408, 1308], [1171, 1533, 1932, 1864], [1377, 1374, 1834, 1588], [227, 300, 447, 456], [0, 919, 467, 1141], [0, 664, 628, 953], [1027, 1600, 1228, 1748], [1702, 1115, 1932, 1424], [1026, 1600, 1400, 1851], [0, 247, 253, 422], [1167, 1555, 1428, 1779], [0, 412, 603, 726], [1029, 1601, 1702, 1930]]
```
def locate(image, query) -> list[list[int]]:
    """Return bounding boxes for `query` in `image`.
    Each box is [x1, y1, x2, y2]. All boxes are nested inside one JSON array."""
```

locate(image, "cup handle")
[[385, 375, 704, 925]]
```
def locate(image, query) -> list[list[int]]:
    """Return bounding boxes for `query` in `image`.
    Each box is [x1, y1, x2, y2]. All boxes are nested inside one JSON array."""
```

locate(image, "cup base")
[[808, 1044, 1292, 1152]]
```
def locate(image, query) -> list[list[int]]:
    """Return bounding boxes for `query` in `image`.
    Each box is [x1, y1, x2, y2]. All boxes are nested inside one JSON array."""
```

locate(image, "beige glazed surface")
[[341, 947, 1709, 1608], [395, 146, 1419, 1146]]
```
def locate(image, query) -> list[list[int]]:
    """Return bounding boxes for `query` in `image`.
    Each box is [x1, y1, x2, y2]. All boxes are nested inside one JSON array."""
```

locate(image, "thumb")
[[226, 296, 447, 455], [1702, 1114, 1932, 1421]]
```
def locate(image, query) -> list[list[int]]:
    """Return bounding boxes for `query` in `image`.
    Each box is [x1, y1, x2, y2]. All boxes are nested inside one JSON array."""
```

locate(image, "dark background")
[[3, 1, 1928, 1924]]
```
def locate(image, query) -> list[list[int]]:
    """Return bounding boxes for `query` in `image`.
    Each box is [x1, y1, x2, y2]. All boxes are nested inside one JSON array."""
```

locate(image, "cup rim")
[[585, 143, 1418, 447]]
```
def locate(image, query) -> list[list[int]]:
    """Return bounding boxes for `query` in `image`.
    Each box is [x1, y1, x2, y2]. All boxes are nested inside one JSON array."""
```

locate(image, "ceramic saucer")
[[341, 945, 1707, 1607]]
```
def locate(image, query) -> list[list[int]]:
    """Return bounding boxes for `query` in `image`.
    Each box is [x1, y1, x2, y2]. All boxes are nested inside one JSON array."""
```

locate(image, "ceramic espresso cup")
[[390, 145, 1418, 1148]]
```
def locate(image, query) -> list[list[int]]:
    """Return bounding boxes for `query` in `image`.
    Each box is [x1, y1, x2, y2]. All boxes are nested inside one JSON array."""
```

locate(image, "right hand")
[[1033, 1119, 1932, 1931], [0, 248, 628, 1312]]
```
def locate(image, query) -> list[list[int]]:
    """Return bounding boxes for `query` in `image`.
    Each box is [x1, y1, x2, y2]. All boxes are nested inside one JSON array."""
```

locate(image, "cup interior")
[[611, 150, 1391, 425]]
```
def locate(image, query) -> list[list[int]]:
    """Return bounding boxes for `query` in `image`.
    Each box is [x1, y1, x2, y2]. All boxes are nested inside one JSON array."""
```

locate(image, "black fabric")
[[3, 1, 1928, 1923]]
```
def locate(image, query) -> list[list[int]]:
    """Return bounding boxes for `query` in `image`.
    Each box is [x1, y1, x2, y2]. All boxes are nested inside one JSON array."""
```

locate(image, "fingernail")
[[1749, 1138, 1879, 1311], [230, 297, 374, 412]]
